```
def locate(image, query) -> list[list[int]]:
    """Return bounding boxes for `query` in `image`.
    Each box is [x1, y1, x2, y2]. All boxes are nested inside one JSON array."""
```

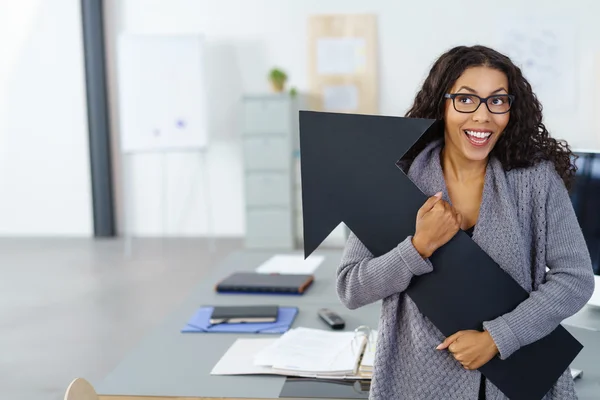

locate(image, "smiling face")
[[443, 66, 510, 162]]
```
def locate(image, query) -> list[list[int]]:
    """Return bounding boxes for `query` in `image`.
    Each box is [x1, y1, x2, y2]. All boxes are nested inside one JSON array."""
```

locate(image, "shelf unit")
[[241, 94, 300, 249]]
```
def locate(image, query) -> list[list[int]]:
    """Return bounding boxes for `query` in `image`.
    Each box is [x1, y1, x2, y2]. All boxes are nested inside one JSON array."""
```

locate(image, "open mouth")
[[464, 130, 493, 147]]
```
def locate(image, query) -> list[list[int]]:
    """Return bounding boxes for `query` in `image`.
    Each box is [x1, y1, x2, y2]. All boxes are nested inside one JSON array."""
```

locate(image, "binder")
[[210, 326, 377, 379]]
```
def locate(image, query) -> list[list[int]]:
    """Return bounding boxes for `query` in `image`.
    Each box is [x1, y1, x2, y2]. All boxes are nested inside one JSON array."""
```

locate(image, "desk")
[[565, 305, 600, 332], [95, 250, 600, 399]]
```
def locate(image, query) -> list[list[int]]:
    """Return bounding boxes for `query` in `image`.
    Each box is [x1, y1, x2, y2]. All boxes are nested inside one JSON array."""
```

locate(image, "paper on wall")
[[255, 254, 324, 274], [323, 84, 359, 111], [317, 37, 366, 75], [495, 16, 576, 112]]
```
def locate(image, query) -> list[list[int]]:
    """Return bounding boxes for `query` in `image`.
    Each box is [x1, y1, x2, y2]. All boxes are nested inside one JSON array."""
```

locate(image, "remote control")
[[317, 308, 345, 330]]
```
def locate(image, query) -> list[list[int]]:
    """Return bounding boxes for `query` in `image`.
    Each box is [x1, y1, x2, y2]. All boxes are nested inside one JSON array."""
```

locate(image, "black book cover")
[[215, 272, 314, 294]]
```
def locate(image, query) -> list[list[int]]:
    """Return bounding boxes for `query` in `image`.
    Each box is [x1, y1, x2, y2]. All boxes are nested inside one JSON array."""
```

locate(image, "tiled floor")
[[0, 237, 242, 400]]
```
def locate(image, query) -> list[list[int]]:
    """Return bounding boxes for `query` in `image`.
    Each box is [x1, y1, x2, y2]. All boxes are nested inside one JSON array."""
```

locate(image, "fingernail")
[[436, 344, 442, 350], [435, 192, 442, 198]]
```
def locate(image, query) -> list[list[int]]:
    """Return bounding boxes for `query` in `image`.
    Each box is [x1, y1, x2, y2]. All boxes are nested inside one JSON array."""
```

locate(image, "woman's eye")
[[491, 97, 505, 105], [457, 95, 473, 104]]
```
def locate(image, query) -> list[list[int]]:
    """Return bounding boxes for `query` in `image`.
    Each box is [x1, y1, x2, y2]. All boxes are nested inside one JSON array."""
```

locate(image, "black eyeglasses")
[[444, 93, 515, 114]]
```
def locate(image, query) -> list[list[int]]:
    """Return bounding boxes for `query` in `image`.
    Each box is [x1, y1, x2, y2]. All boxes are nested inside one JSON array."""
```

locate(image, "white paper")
[[211, 338, 277, 375], [255, 254, 324, 275], [211, 329, 371, 380], [323, 85, 359, 111], [495, 16, 576, 112], [317, 37, 366, 75], [253, 327, 363, 376], [254, 328, 350, 366]]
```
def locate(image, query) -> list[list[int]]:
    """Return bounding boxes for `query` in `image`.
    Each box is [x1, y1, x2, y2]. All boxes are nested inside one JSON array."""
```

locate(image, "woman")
[[336, 45, 595, 399]]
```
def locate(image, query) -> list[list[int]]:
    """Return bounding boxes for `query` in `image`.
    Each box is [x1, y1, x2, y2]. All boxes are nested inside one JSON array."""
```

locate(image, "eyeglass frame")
[[444, 93, 515, 114]]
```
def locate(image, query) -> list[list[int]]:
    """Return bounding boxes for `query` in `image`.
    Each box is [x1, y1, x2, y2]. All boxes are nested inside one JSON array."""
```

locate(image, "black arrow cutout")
[[299, 110, 583, 400]]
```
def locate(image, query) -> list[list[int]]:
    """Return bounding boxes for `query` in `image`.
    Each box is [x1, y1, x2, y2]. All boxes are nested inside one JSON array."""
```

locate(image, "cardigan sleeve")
[[482, 162, 596, 360], [336, 231, 433, 310]]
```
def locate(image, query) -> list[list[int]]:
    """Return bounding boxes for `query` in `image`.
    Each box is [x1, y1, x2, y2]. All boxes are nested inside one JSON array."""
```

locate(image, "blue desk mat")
[[181, 306, 298, 334]]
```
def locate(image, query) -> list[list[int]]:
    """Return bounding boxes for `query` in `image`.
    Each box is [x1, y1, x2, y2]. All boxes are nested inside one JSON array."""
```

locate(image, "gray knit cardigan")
[[336, 140, 595, 399]]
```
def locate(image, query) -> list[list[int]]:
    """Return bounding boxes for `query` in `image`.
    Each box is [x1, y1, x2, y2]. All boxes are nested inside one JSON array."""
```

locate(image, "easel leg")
[[201, 151, 216, 253], [123, 153, 132, 258], [161, 152, 168, 252]]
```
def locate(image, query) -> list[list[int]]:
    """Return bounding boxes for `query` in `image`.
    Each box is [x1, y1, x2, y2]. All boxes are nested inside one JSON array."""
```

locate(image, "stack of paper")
[[211, 327, 371, 380], [254, 327, 363, 377], [358, 329, 377, 376]]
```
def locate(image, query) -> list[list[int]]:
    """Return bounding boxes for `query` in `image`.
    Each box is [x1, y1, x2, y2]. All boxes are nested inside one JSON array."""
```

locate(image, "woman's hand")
[[412, 192, 462, 258], [436, 330, 499, 370]]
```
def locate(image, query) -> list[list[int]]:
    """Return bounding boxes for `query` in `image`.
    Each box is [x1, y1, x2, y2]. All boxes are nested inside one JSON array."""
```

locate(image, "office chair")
[[64, 377, 98, 400]]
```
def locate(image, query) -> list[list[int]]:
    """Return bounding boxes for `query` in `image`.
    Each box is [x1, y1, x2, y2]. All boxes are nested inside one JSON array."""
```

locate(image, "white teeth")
[[465, 130, 492, 139]]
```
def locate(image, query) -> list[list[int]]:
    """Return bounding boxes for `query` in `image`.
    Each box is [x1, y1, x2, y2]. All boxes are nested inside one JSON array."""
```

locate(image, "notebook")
[[215, 272, 314, 295], [211, 326, 375, 379], [209, 305, 279, 324]]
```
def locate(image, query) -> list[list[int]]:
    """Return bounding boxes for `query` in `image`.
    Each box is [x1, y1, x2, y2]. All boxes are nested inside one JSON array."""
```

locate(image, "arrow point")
[[298, 111, 443, 259], [303, 218, 345, 259]]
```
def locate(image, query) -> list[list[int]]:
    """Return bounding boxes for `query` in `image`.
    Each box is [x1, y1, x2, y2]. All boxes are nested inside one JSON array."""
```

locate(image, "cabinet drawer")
[[245, 209, 293, 248], [243, 136, 290, 171], [245, 173, 291, 207], [243, 98, 290, 134]]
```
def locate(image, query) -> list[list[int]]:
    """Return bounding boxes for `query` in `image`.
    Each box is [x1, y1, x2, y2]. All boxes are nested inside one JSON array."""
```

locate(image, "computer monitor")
[[570, 150, 600, 275], [570, 150, 600, 307]]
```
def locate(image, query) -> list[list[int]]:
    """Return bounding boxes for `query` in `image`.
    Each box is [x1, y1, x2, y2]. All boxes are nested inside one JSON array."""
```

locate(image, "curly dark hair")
[[402, 45, 576, 189]]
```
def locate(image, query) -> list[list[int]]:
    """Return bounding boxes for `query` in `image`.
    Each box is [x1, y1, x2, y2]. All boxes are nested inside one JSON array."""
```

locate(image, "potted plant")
[[268, 68, 288, 92]]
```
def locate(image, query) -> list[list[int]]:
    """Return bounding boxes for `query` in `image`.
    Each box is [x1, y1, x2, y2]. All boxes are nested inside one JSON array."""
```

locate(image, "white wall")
[[105, 0, 600, 239], [0, 0, 92, 236]]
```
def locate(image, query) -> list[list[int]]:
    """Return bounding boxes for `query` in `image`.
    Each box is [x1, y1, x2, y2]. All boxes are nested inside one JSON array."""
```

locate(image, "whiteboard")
[[116, 34, 208, 153]]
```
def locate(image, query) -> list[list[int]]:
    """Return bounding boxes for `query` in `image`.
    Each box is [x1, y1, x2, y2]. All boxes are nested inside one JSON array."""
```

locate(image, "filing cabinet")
[[245, 173, 291, 207], [243, 97, 291, 135], [241, 94, 299, 249], [242, 136, 290, 171]]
